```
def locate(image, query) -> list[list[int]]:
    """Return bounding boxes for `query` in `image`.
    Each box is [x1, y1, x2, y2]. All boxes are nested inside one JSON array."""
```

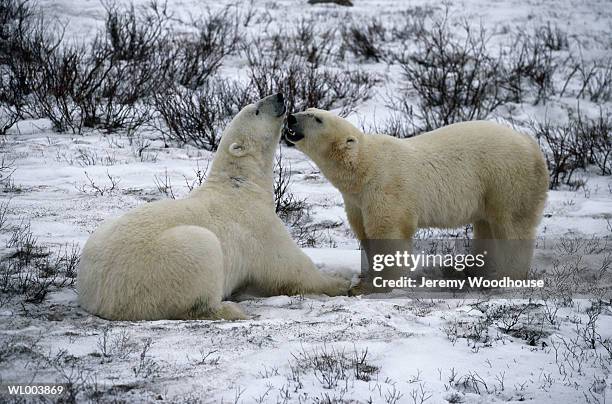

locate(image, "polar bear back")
[[363, 121, 548, 229]]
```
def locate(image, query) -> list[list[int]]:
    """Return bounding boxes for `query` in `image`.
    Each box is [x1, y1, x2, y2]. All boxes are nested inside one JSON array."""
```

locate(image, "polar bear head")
[[209, 93, 286, 187], [285, 108, 366, 192]]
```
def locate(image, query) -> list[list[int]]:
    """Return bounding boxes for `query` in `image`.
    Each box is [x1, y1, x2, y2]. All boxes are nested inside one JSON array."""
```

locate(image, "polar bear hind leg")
[[153, 225, 246, 321]]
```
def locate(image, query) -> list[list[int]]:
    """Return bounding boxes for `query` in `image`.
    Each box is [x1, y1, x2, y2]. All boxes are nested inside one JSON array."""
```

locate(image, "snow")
[[1, 0, 611, 403]]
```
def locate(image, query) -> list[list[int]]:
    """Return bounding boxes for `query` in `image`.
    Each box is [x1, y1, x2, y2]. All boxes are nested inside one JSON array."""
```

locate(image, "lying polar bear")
[[286, 109, 548, 292], [77, 95, 349, 321]]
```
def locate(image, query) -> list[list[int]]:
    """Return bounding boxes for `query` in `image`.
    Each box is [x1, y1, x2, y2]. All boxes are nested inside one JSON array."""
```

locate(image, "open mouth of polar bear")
[[285, 128, 304, 143], [285, 113, 304, 143]]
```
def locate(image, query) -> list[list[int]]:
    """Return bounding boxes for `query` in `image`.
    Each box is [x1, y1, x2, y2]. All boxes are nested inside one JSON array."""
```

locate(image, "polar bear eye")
[[315, 117, 322, 124], [255, 109, 260, 116]]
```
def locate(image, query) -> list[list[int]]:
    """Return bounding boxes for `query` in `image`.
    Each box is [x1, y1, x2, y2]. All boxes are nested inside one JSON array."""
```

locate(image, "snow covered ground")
[[1, 0, 611, 403]]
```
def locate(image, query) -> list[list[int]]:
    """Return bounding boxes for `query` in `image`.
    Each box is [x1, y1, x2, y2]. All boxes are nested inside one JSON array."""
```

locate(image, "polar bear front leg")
[[349, 209, 417, 296], [258, 252, 350, 297], [345, 201, 366, 240], [288, 263, 350, 297], [298, 268, 351, 297]]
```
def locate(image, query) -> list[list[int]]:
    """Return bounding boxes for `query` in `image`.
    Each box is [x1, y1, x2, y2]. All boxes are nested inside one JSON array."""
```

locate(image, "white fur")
[[289, 109, 548, 285], [77, 100, 348, 321]]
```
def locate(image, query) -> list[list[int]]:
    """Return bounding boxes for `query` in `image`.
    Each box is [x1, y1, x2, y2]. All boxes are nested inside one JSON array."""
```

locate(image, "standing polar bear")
[[77, 95, 349, 321], [286, 109, 548, 292]]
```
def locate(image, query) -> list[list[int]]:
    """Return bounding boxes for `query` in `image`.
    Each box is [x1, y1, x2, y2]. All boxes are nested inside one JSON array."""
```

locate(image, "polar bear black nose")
[[287, 114, 297, 126], [276, 93, 284, 103]]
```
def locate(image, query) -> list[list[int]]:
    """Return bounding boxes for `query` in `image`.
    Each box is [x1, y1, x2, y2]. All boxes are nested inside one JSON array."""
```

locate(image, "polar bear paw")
[[323, 276, 351, 297], [347, 277, 386, 296], [211, 301, 250, 321], [348, 280, 368, 296]]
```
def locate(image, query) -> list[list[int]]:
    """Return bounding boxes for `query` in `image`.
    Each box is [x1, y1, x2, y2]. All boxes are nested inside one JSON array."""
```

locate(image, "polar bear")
[[286, 109, 548, 292], [77, 95, 349, 321]]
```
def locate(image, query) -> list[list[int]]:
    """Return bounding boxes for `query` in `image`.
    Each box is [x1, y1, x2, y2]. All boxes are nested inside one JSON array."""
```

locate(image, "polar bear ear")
[[228, 142, 247, 157]]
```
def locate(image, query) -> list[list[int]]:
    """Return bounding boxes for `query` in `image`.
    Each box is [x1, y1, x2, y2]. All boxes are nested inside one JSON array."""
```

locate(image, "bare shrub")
[[38, 350, 101, 402], [341, 18, 386, 62], [409, 383, 432, 404], [308, 0, 354, 6], [153, 168, 177, 199], [363, 107, 419, 138], [247, 48, 374, 118], [290, 345, 378, 389], [486, 303, 533, 334], [577, 301, 601, 350], [504, 27, 558, 104], [580, 62, 612, 103], [454, 371, 491, 395], [1, 1, 59, 131], [78, 2, 170, 131], [529, 111, 611, 188], [0, 0, 33, 52], [529, 119, 581, 189], [0, 109, 18, 135], [20, 35, 81, 132], [273, 150, 307, 221], [0, 156, 15, 187], [562, 54, 612, 103], [0, 199, 9, 231], [102, 0, 169, 62], [0, 0, 35, 132], [4, 0, 249, 135], [153, 80, 254, 150], [574, 111, 612, 176], [183, 160, 208, 192], [288, 18, 338, 66], [245, 21, 375, 120], [130, 134, 158, 162], [167, 5, 245, 89], [442, 316, 491, 348], [272, 151, 325, 247], [393, 17, 508, 132], [388, 6, 433, 42], [0, 220, 78, 304], [96, 326, 137, 360], [76, 171, 121, 196], [389, 20, 569, 131], [0, 67, 22, 136], [153, 162, 207, 199], [132, 338, 160, 379], [156, 16, 372, 148], [20, 2, 170, 133], [535, 22, 568, 52], [80, 1, 170, 131]]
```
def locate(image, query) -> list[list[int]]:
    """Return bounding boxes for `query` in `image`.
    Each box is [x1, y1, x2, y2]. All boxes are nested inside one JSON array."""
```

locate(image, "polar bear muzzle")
[[257, 92, 286, 118]]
